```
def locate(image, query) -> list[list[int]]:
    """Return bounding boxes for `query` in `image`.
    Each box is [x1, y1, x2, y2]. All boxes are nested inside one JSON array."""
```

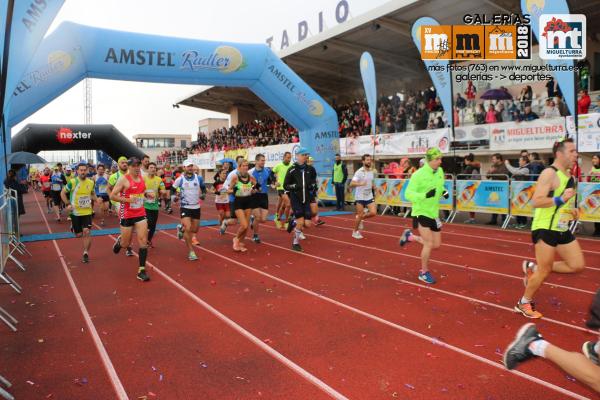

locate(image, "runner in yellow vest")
[[516, 138, 585, 319]]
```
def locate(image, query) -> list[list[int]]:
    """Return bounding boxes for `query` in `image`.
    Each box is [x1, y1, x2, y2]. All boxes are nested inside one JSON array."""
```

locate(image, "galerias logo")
[[56, 127, 92, 144]]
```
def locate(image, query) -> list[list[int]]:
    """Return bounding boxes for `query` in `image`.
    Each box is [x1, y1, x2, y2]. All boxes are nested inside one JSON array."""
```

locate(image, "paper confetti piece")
[[404, 383, 415, 390], [26, 380, 35, 386]]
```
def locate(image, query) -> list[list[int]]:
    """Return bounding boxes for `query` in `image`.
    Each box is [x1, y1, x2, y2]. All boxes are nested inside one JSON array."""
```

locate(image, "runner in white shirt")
[[349, 154, 377, 239], [141, 155, 150, 177]]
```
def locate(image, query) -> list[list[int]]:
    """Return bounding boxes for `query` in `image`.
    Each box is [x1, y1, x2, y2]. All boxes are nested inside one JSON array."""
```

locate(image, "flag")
[[359, 52, 377, 135]]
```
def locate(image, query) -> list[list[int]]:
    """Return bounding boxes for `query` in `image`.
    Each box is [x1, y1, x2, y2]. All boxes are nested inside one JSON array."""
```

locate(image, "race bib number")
[[239, 186, 252, 197], [435, 218, 443, 229], [97, 184, 107, 194], [51, 183, 61, 191], [144, 189, 155, 204], [557, 209, 572, 231], [77, 195, 92, 208], [43, 182, 51, 188], [216, 193, 228, 203], [165, 177, 172, 183], [362, 188, 372, 197], [130, 194, 144, 209]]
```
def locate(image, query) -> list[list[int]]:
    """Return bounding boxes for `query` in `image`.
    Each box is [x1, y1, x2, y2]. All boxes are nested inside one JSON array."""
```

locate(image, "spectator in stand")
[[590, 154, 600, 236], [332, 153, 348, 211], [555, 94, 569, 116], [507, 101, 520, 121], [496, 102, 507, 122], [435, 116, 445, 128], [528, 152, 545, 179], [465, 80, 476, 108], [542, 99, 561, 118], [474, 104, 486, 124], [455, 93, 467, 109], [505, 155, 531, 229], [578, 89, 591, 114], [462, 153, 481, 224], [395, 108, 407, 132], [546, 77, 555, 98], [485, 104, 498, 124], [519, 105, 539, 122], [486, 153, 509, 226], [518, 85, 533, 110]]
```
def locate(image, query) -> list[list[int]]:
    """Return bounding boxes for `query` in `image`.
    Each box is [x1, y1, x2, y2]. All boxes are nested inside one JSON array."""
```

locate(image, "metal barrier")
[[0, 190, 20, 332]]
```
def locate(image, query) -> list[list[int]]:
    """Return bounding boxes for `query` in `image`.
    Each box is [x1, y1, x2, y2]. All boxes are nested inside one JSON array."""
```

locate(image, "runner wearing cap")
[[307, 156, 325, 227], [61, 163, 100, 263], [227, 159, 258, 252], [220, 155, 245, 234], [94, 164, 110, 226], [515, 137, 585, 319], [173, 160, 206, 261], [110, 157, 152, 282], [349, 154, 376, 239], [399, 147, 448, 284], [109, 156, 134, 255], [273, 152, 293, 229], [283, 147, 317, 252]]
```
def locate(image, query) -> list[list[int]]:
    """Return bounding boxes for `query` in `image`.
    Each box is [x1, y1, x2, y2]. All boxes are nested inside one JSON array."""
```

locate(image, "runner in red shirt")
[[162, 163, 174, 213], [39, 167, 53, 213], [110, 157, 153, 282]]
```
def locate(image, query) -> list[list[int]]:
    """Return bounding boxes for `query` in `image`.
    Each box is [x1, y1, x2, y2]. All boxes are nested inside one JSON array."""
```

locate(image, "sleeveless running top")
[[119, 174, 147, 219], [532, 167, 575, 232], [234, 173, 253, 197]]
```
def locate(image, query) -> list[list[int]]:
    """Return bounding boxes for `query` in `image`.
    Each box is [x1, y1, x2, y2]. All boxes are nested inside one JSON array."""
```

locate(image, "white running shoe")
[[352, 231, 363, 240], [299, 232, 306, 240]]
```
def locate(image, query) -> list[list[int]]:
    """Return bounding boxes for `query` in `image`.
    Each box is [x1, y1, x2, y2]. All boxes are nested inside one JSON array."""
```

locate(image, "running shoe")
[[147, 240, 153, 248], [418, 271, 436, 284], [112, 236, 122, 254], [399, 229, 412, 247], [286, 219, 296, 233], [503, 323, 544, 370], [292, 243, 303, 252], [352, 231, 363, 240], [522, 260, 536, 287], [465, 218, 475, 224], [126, 247, 134, 257], [299, 232, 306, 240], [219, 220, 227, 235], [514, 301, 543, 319], [252, 234, 261, 244], [100, 219, 105, 226], [284, 222, 289, 230], [358, 220, 364, 230], [82, 253, 89, 264], [177, 224, 184, 240], [316, 220, 325, 226], [275, 218, 282, 229], [167, 208, 173, 214], [582, 341, 600, 366], [250, 215, 255, 230], [137, 269, 150, 282], [192, 236, 199, 246], [188, 251, 198, 261]]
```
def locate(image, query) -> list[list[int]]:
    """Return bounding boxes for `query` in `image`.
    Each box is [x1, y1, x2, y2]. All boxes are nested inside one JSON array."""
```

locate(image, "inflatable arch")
[[7, 22, 339, 173], [12, 124, 145, 161]]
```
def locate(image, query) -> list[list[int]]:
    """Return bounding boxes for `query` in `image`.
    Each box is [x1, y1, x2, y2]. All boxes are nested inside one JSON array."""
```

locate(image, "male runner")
[[94, 164, 110, 226], [110, 157, 152, 282], [516, 138, 585, 318], [399, 148, 448, 284], [283, 148, 317, 252], [40, 167, 52, 213], [173, 160, 206, 261], [50, 166, 66, 221], [144, 162, 166, 247], [273, 152, 293, 229], [162, 163, 174, 213], [61, 163, 100, 263], [307, 156, 325, 227], [109, 156, 133, 256], [141, 155, 150, 177], [249, 153, 275, 243], [220, 155, 245, 234], [349, 154, 377, 239]]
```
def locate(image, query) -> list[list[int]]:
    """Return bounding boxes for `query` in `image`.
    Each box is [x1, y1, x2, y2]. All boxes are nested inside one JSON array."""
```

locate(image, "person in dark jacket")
[[4, 169, 25, 215], [284, 147, 318, 252], [528, 153, 545, 179], [332, 153, 348, 210]]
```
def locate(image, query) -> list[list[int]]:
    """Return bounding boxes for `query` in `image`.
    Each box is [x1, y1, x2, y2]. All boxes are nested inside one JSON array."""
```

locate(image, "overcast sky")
[[12, 0, 390, 138]]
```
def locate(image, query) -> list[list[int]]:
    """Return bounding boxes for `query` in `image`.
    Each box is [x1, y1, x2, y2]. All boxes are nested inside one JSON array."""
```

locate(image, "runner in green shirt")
[[272, 151, 293, 229], [399, 147, 448, 284], [144, 162, 166, 247]]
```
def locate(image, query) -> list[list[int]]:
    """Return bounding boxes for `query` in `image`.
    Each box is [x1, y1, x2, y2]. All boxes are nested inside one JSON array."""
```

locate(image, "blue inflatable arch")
[[7, 22, 339, 173]]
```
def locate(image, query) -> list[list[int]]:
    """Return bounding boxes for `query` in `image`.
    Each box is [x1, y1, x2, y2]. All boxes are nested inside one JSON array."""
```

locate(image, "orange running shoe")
[[515, 301, 542, 319], [522, 260, 536, 287]]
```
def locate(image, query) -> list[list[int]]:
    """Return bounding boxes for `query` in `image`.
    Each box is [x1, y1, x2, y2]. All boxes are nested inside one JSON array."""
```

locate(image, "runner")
[[30, 167, 39, 191], [249, 153, 275, 243], [162, 162, 174, 213], [141, 155, 150, 177], [110, 157, 152, 282], [307, 156, 325, 227], [283, 148, 317, 252], [109, 156, 133, 256], [40, 167, 53, 213], [227, 159, 257, 252], [143, 162, 167, 247], [213, 169, 230, 234], [516, 137, 585, 318], [50, 166, 66, 221], [349, 154, 376, 239], [94, 164, 110, 226], [61, 163, 99, 263], [220, 155, 245, 234], [399, 147, 448, 284], [273, 152, 293, 229], [173, 160, 206, 261]]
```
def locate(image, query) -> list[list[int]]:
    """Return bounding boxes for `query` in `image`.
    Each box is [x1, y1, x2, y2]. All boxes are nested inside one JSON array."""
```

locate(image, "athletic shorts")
[[216, 202, 230, 213], [71, 214, 92, 234], [290, 194, 312, 220], [277, 190, 289, 197], [51, 191, 62, 206], [531, 229, 575, 247], [98, 194, 110, 202], [234, 196, 254, 211], [355, 199, 374, 207], [253, 193, 269, 210], [43, 191, 51, 198], [120, 216, 147, 227], [180, 207, 201, 220], [229, 200, 236, 216], [413, 215, 442, 232]]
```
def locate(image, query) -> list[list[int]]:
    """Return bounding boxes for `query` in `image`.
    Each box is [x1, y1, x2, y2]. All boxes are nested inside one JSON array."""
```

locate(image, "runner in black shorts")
[[228, 159, 257, 252], [249, 153, 275, 243]]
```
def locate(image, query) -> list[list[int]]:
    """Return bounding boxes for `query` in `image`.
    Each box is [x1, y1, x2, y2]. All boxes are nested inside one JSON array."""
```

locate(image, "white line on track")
[[156, 229, 591, 400], [33, 193, 129, 400]]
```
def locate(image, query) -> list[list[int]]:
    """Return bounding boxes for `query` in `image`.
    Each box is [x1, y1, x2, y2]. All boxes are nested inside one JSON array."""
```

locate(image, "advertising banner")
[[489, 118, 567, 151], [454, 124, 491, 142], [456, 180, 509, 214], [510, 180, 537, 217], [440, 180, 454, 211], [317, 176, 336, 201], [341, 128, 450, 157], [578, 182, 600, 223], [248, 143, 297, 167]]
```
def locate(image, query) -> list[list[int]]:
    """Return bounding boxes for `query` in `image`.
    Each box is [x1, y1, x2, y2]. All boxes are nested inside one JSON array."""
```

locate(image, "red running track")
[[0, 190, 598, 399]]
